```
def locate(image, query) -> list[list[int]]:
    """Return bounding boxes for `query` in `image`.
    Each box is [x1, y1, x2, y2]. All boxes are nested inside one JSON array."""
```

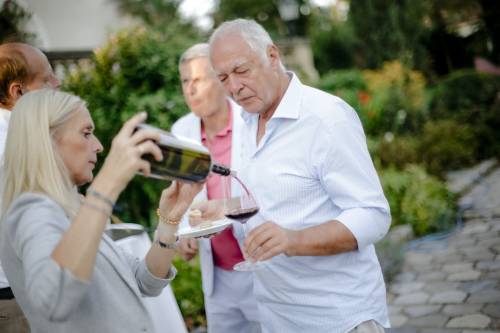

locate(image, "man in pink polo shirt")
[[172, 43, 260, 333]]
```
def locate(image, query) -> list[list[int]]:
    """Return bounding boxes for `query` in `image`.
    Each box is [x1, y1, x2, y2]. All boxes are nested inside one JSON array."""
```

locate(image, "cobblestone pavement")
[[387, 163, 500, 333]]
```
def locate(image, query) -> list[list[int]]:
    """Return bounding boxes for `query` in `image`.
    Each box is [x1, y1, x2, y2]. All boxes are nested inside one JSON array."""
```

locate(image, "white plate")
[[176, 218, 233, 239]]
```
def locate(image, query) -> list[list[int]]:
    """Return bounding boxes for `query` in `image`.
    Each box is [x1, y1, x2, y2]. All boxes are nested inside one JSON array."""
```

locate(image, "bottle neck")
[[211, 163, 232, 176]]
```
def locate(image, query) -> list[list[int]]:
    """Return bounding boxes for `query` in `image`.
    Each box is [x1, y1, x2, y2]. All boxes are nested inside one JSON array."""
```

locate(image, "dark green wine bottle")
[[135, 124, 231, 182]]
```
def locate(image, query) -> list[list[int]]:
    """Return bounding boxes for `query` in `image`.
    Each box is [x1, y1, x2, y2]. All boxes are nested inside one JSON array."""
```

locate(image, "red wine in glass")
[[222, 174, 263, 271], [223, 174, 259, 224], [225, 207, 259, 224]]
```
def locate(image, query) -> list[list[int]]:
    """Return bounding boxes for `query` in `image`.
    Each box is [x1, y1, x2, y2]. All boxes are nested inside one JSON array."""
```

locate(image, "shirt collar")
[[0, 107, 11, 123], [201, 100, 233, 141], [240, 71, 302, 123]]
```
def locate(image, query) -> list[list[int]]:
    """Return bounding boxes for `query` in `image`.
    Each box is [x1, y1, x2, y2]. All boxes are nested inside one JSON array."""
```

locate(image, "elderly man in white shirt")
[[208, 19, 391, 333]]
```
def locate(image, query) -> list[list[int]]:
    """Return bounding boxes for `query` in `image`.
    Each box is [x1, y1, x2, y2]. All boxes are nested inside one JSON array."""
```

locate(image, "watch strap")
[[155, 236, 178, 249]]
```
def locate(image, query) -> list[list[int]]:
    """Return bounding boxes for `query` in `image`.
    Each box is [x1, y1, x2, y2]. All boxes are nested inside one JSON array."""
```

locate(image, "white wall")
[[17, 0, 137, 51]]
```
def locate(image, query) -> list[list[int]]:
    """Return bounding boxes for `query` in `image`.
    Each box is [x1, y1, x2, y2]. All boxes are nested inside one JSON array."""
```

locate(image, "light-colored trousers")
[[205, 267, 261, 333]]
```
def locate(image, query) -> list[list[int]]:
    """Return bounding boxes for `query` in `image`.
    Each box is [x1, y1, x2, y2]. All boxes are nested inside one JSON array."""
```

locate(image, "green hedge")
[[370, 119, 478, 177], [371, 135, 419, 170], [316, 69, 366, 115], [170, 256, 205, 330], [316, 62, 429, 137], [380, 165, 456, 237], [429, 69, 500, 160], [417, 120, 478, 177]]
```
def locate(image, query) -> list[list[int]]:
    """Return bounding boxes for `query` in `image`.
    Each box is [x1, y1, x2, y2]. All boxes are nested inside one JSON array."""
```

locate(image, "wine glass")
[[221, 175, 262, 271]]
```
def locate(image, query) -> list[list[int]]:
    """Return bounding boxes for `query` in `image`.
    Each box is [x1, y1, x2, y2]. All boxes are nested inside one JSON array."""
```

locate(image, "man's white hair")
[[209, 18, 274, 63], [179, 43, 210, 67]]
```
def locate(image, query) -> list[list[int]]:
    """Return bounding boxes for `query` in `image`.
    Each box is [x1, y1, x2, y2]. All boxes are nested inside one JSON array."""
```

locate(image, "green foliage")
[[371, 135, 419, 170], [430, 70, 500, 119], [309, 11, 356, 72], [380, 165, 455, 237], [110, 0, 201, 41], [170, 255, 205, 330], [418, 120, 478, 177], [214, 0, 279, 37], [0, 0, 35, 43], [360, 61, 428, 136], [63, 27, 198, 226], [364, 68, 498, 179], [111, 0, 181, 27], [317, 69, 366, 110], [371, 119, 477, 178], [429, 69, 500, 160], [349, 0, 429, 69], [213, 0, 311, 38], [317, 68, 366, 92], [317, 62, 428, 136]]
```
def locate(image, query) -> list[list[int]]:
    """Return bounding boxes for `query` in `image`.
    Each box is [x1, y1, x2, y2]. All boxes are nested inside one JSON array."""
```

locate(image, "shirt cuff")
[[335, 207, 391, 249], [137, 260, 177, 296]]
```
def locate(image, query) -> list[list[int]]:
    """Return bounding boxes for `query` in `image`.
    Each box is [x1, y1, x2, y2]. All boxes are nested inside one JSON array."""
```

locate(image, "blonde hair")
[[2, 89, 86, 218]]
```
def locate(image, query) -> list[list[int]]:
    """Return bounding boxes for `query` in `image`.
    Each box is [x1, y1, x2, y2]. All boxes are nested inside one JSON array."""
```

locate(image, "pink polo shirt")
[[201, 107, 244, 270]]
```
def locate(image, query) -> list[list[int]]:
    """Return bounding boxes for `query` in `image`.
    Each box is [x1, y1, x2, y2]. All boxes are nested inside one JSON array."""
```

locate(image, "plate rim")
[[176, 218, 233, 238]]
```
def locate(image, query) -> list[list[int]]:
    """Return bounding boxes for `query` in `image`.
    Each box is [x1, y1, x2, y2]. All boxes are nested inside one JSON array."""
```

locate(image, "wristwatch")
[[155, 235, 179, 249]]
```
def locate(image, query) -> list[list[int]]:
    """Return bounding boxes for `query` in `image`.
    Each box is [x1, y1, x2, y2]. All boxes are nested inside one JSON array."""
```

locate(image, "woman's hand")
[[158, 181, 204, 222], [92, 112, 162, 199]]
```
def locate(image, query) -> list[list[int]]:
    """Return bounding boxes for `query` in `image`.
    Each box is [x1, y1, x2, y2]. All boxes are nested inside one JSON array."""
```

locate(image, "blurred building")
[[9, 0, 137, 73], [18, 0, 136, 51]]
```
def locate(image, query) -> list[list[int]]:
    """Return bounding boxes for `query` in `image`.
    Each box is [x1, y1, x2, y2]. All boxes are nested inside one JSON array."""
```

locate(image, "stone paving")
[[387, 161, 500, 333]]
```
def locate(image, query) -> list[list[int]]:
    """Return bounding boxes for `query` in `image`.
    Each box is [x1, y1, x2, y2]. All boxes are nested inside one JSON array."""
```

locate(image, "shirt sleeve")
[[118, 248, 176, 297], [8, 195, 90, 322], [314, 106, 391, 249]]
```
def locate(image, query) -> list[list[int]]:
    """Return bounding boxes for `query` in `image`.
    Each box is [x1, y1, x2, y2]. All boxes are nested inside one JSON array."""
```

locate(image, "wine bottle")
[[135, 123, 232, 182]]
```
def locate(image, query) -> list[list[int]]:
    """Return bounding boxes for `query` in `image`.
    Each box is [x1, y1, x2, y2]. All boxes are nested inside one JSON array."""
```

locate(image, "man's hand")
[[177, 238, 199, 261], [243, 222, 298, 262]]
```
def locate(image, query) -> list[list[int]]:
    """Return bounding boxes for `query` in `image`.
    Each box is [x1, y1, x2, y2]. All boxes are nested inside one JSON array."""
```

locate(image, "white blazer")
[[171, 99, 245, 297]]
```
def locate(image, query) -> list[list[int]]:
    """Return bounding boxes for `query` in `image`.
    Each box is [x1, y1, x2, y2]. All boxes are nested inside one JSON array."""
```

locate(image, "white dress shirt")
[[238, 74, 391, 332], [0, 106, 11, 289]]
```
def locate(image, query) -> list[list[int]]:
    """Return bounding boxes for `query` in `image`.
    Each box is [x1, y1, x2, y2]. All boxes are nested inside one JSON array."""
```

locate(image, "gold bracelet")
[[156, 208, 181, 225]]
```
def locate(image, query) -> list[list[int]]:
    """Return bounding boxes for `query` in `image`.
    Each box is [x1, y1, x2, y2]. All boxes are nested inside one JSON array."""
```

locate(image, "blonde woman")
[[0, 89, 201, 332]]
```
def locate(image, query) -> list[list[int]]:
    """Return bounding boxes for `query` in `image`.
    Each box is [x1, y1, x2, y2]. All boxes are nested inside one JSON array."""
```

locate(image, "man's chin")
[[239, 100, 261, 113]]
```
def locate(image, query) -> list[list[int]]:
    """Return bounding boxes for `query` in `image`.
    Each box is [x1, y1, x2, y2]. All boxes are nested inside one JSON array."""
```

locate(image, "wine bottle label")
[[135, 124, 232, 182], [143, 144, 212, 182]]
